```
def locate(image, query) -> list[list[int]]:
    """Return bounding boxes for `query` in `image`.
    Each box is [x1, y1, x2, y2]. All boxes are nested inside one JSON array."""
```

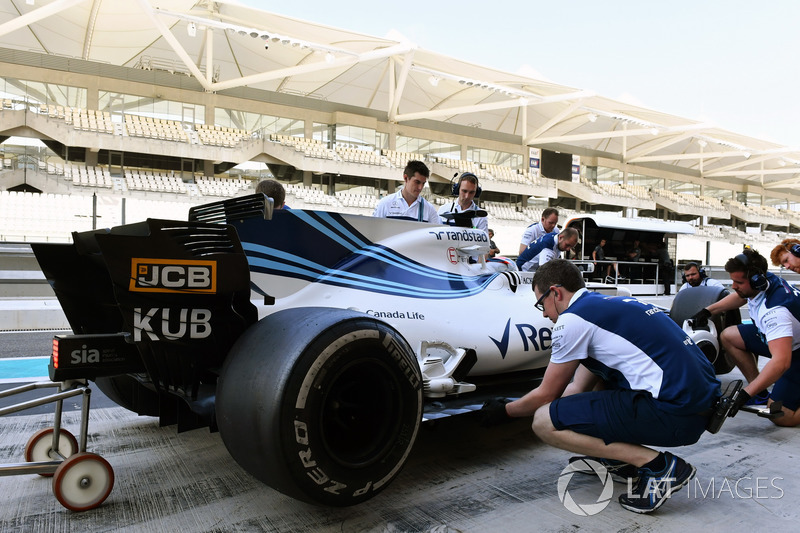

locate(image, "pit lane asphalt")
[[1, 332, 798, 532]]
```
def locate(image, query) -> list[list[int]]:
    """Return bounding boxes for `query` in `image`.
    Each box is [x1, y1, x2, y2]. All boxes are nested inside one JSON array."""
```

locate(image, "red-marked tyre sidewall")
[[217, 307, 422, 507]]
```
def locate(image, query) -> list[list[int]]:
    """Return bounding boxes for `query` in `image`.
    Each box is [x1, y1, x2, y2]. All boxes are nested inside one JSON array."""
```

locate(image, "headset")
[[789, 243, 800, 258], [681, 262, 707, 283], [450, 172, 482, 198], [735, 251, 768, 291]]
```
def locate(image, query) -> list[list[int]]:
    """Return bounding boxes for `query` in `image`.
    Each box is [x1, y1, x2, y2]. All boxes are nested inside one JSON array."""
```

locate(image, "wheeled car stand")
[[0, 379, 114, 511]]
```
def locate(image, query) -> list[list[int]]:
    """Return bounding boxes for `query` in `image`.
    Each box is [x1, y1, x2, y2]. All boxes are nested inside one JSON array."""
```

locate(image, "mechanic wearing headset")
[[693, 247, 800, 427], [515, 227, 579, 272], [483, 259, 720, 513], [678, 262, 724, 292], [770, 238, 800, 274], [519, 207, 559, 255], [373, 160, 441, 223], [437, 172, 488, 234]]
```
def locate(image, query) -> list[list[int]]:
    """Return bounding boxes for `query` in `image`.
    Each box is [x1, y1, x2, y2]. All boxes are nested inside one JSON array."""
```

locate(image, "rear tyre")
[[217, 307, 422, 506], [670, 285, 741, 374]]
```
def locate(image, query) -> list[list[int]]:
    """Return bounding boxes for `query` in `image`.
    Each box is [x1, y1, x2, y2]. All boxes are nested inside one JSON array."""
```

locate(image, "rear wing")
[[189, 193, 273, 224], [32, 217, 258, 398]]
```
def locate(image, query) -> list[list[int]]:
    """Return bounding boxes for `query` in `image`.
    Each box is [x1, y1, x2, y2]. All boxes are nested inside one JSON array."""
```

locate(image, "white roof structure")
[[565, 214, 696, 235], [0, 0, 799, 202]]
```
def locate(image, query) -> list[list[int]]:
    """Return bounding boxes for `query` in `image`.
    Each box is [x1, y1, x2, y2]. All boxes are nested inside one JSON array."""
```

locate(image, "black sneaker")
[[618, 452, 696, 514], [567, 455, 639, 484]]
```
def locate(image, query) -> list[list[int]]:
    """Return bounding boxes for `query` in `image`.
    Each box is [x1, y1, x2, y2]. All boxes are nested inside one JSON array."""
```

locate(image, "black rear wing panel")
[[32, 218, 258, 399]]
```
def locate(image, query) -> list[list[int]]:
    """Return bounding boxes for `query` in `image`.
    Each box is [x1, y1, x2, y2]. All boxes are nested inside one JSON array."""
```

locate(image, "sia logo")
[[129, 258, 217, 294]]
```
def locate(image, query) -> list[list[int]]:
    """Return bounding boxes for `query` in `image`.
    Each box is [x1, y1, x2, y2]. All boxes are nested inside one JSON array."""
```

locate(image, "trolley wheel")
[[24, 428, 79, 477], [52, 452, 114, 512]]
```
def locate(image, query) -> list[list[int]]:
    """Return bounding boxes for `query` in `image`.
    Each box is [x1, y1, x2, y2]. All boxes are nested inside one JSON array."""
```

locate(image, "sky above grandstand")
[[239, 0, 800, 148]]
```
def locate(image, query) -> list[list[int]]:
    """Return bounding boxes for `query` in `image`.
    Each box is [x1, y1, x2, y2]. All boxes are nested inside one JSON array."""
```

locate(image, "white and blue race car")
[[32, 193, 555, 507]]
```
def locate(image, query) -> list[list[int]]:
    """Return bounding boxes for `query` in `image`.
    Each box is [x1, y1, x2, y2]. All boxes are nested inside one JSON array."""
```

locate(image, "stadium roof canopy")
[[1, 0, 799, 201]]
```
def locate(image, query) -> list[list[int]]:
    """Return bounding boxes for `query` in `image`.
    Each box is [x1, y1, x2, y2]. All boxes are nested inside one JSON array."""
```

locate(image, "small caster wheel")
[[24, 428, 79, 477], [52, 452, 114, 511]]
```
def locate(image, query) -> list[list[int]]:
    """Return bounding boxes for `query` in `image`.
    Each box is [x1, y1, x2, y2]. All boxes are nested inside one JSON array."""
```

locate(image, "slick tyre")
[[216, 307, 422, 507], [670, 285, 741, 374]]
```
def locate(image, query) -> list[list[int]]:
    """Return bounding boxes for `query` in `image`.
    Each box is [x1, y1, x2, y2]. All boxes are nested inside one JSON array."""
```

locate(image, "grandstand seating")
[[196, 124, 247, 147], [269, 134, 338, 160], [336, 145, 385, 166], [433, 157, 486, 180], [126, 114, 189, 142], [381, 149, 425, 168], [2, 102, 797, 254], [195, 176, 248, 197], [726, 199, 789, 225]]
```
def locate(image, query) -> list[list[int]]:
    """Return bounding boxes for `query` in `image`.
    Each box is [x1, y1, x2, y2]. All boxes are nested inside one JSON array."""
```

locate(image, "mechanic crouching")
[[692, 247, 800, 427], [482, 259, 721, 514]]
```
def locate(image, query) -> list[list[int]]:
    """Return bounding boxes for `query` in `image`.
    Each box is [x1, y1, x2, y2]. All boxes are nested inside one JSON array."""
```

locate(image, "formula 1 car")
[[31, 194, 554, 507]]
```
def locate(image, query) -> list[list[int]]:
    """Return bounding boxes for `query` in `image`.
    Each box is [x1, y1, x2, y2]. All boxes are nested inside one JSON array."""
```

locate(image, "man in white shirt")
[[437, 172, 488, 234], [678, 262, 724, 292], [373, 160, 441, 223], [519, 207, 559, 255]]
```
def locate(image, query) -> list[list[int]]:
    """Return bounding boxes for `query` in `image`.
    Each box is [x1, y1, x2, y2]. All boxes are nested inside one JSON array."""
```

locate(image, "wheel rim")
[[53, 453, 114, 511], [25, 428, 79, 477], [319, 357, 404, 468], [25, 428, 79, 462]]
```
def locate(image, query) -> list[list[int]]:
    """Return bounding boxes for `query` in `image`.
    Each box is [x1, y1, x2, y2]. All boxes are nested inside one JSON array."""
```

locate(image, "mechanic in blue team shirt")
[[256, 179, 290, 209], [515, 227, 579, 272], [518, 207, 559, 255], [693, 247, 800, 427], [373, 160, 441, 223], [437, 172, 488, 234], [484, 259, 720, 513]]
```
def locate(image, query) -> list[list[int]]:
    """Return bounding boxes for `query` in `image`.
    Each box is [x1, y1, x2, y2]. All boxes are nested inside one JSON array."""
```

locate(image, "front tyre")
[[216, 308, 422, 506], [670, 285, 741, 374]]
